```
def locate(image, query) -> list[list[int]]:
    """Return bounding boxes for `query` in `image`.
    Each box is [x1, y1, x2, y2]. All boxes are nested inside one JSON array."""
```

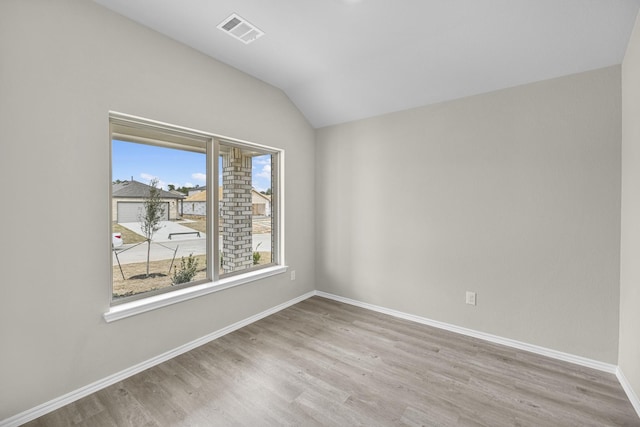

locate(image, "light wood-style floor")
[[26, 296, 639, 426]]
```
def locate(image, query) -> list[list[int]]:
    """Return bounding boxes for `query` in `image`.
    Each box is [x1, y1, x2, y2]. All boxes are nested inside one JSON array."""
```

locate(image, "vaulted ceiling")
[[94, 0, 640, 128]]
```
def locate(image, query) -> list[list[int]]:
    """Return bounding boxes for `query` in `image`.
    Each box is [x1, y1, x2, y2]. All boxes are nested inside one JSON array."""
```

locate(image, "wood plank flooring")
[[25, 296, 640, 426]]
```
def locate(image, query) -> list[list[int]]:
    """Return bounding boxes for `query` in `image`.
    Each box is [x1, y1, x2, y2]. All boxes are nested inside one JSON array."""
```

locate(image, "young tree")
[[139, 178, 165, 277]]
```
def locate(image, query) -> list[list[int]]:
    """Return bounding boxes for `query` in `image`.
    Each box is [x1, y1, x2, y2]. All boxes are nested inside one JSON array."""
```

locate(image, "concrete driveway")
[[113, 220, 271, 265], [118, 220, 204, 242]]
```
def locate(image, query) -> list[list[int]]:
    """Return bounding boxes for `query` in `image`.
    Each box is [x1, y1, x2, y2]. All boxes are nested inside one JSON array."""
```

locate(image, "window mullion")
[[212, 139, 220, 280]]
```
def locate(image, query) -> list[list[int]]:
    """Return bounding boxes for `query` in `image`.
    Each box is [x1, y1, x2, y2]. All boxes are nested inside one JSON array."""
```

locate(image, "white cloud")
[[253, 157, 270, 166], [140, 173, 168, 190], [192, 172, 206, 182], [255, 164, 271, 179]]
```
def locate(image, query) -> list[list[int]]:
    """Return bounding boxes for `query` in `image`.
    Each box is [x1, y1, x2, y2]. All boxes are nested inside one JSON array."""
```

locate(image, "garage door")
[[117, 202, 169, 223]]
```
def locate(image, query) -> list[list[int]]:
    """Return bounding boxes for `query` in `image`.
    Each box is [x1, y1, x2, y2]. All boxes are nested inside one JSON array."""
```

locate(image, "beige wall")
[[0, 0, 315, 420], [316, 66, 622, 363], [1, 0, 636, 421], [620, 11, 640, 409]]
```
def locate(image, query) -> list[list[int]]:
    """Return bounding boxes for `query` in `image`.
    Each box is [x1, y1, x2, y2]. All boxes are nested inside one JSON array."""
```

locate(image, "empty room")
[[2, 0, 640, 426]]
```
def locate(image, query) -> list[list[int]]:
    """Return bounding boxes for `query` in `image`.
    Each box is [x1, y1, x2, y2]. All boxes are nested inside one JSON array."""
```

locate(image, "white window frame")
[[105, 112, 286, 322]]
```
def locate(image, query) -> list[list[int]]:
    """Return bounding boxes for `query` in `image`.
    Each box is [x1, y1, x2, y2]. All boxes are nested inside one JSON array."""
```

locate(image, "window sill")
[[104, 265, 288, 323]]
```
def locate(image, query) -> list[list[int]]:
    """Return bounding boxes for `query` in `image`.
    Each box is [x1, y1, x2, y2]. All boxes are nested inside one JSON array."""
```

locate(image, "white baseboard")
[[0, 291, 315, 427], [314, 291, 618, 374], [617, 367, 640, 418]]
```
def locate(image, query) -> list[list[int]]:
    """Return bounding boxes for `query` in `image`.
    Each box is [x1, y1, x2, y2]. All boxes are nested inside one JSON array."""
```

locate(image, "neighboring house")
[[112, 180, 185, 223], [252, 190, 271, 216], [181, 187, 271, 217], [187, 186, 205, 196], [182, 190, 207, 216]]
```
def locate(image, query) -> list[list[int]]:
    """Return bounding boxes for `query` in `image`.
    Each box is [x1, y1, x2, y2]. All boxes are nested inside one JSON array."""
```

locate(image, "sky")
[[112, 140, 272, 192]]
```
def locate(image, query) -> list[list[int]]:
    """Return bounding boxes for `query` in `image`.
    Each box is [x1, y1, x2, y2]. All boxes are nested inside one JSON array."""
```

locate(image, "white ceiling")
[[94, 0, 640, 128]]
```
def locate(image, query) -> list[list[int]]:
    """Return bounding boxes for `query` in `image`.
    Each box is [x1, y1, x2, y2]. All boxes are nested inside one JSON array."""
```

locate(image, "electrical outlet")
[[466, 291, 476, 306], [290, 270, 296, 281]]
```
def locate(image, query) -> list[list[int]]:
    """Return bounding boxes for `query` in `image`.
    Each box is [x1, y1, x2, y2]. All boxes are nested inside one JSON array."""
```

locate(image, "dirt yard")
[[112, 216, 273, 299], [113, 252, 272, 299]]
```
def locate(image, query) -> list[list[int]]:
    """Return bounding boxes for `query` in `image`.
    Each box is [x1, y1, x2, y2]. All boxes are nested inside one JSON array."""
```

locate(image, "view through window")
[[219, 142, 276, 276], [111, 139, 208, 302], [110, 114, 280, 304]]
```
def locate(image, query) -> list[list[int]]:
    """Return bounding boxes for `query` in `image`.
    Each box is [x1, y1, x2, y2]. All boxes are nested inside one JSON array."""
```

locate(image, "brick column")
[[221, 148, 253, 273]]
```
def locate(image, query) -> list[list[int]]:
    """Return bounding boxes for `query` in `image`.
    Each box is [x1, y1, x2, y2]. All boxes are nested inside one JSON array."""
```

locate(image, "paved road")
[[118, 220, 202, 242], [113, 221, 271, 265]]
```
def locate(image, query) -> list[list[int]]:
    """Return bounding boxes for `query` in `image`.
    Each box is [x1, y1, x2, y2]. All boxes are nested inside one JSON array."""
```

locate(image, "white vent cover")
[[217, 13, 264, 44]]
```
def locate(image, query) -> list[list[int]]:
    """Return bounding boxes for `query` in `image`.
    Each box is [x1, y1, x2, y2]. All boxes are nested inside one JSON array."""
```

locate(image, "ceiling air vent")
[[217, 13, 264, 45]]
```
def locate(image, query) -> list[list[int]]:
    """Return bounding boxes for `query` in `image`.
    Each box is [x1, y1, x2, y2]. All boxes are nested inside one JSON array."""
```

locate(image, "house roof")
[[94, 0, 640, 128], [185, 191, 208, 202], [253, 191, 271, 203], [112, 180, 185, 199], [187, 186, 206, 193]]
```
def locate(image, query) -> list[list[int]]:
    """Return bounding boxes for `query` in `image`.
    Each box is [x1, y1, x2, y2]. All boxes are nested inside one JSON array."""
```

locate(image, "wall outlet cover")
[[466, 291, 477, 306]]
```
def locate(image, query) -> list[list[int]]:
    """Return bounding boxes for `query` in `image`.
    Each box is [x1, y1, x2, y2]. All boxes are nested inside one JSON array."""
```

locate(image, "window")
[[219, 142, 279, 276], [109, 112, 283, 309]]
